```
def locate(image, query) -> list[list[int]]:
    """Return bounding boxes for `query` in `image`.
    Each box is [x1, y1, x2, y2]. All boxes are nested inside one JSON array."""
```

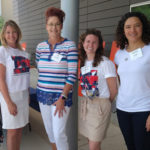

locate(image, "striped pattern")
[[36, 39, 78, 106]]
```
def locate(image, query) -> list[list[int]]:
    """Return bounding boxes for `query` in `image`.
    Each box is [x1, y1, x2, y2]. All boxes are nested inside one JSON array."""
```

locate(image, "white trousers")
[[39, 102, 70, 150]]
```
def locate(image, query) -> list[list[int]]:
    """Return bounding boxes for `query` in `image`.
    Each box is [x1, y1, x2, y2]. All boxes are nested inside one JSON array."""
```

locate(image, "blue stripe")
[[37, 85, 63, 90], [39, 75, 67, 79], [68, 59, 78, 62], [38, 80, 65, 85], [38, 66, 68, 69]]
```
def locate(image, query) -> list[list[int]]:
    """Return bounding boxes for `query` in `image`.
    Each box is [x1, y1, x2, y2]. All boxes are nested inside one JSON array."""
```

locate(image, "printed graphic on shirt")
[[80, 70, 99, 99], [11, 56, 30, 74]]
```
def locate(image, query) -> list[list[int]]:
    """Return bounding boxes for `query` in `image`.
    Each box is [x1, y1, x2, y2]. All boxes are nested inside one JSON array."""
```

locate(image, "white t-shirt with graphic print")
[[80, 56, 116, 99], [0, 46, 30, 93]]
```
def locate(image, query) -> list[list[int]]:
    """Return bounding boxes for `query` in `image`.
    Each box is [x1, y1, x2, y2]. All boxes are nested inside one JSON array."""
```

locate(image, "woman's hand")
[[0, 64, 17, 116], [53, 97, 66, 118], [7, 101, 18, 116], [146, 115, 150, 132]]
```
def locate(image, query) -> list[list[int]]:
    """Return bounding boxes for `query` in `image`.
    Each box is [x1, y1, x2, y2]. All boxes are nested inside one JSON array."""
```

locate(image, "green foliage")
[[0, 16, 4, 31], [131, 4, 150, 21], [0, 16, 4, 45]]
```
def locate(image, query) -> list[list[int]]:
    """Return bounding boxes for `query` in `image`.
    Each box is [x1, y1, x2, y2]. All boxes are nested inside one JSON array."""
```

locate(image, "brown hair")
[[79, 28, 104, 68], [45, 7, 65, 24], [0, 20, 22, 50]]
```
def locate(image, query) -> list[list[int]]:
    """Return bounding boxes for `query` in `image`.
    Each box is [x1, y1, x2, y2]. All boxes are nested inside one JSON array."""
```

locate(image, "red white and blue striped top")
[[36, 39, 78, 106]]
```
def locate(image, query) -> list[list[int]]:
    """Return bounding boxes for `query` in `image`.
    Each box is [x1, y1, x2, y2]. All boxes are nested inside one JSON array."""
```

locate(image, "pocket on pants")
[[98, 99, 111, 116], [86, 98, 111, 127]]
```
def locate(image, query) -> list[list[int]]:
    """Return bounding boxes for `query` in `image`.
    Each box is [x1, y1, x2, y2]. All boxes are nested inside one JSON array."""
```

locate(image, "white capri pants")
[[39, 102, 70, 150]]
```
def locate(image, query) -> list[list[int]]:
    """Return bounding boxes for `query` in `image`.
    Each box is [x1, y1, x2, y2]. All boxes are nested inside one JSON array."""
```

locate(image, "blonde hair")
[[0, 20, 22, 50]]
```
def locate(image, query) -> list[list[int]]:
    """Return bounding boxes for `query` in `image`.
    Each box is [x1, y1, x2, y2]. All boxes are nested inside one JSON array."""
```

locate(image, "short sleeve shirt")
[[80, 56, 116, 99], [114, 45, 150, 112], [0, 46, 30, 93]]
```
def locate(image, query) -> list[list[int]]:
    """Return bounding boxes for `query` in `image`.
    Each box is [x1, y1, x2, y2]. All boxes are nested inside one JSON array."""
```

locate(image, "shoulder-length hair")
[[116, 12, 150, 49], [0, 20, 22, 50], [79, 28, 104, 68]]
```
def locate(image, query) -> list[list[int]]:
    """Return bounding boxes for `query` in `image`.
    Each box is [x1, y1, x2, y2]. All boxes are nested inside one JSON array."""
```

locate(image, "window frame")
[[130, 1, 150, 11]]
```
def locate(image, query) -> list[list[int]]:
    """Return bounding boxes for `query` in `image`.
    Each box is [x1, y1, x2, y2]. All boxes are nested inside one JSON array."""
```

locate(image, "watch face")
[[62, 96, 66, 100]]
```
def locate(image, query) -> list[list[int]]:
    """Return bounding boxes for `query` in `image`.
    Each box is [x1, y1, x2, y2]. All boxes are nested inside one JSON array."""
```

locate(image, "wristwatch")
[[61, 95, 67, 101]]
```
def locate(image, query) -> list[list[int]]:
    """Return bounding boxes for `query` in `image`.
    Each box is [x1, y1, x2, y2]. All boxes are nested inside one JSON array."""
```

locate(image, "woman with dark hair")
[[0, 20, 30, 150], [115, 12, 150, 150], [79, 28, 118, 150], [36, 7, 78, 150]]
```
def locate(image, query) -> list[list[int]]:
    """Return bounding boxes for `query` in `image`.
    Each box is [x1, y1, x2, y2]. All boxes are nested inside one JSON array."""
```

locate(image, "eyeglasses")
[[47, 23, 61, 27]]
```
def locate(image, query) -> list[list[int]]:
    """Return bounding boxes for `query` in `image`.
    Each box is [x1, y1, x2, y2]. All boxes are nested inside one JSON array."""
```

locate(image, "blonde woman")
[[0, 20, 30, 150]]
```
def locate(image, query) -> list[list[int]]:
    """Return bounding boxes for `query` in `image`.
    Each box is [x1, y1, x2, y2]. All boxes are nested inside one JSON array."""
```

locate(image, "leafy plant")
[[131, 4, 150, 21], [0, 16, 4, 32], [0, 16, 4, 45]]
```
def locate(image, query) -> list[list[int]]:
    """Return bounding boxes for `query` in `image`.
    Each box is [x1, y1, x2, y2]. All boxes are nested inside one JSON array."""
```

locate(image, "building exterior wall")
[[79, 0, 129, 56], [1, 0, 14, 21], [12, 1, 78, 149], [9, 0, 149, 149], [79, 0, 149, 56], [12, 0, 149, 59], [12, 0, 60, 65]]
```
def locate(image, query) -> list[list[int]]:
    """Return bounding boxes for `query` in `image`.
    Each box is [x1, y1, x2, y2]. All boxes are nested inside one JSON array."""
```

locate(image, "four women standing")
[[0, 6, 150, 150]]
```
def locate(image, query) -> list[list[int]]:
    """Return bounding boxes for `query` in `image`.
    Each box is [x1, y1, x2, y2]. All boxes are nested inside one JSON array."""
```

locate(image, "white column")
[[61, 0, 79, 43], [61, 0, 79, 150]]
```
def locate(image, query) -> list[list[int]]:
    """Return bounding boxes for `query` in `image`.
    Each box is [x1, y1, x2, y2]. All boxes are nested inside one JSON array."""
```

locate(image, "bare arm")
[[62, 83, 73, 96], [0, 64, 17, 116], [53, 41, 78, 118], [146, 114, 150, 132], [115, 65, 120, 84], [106, 77, 118, 102]]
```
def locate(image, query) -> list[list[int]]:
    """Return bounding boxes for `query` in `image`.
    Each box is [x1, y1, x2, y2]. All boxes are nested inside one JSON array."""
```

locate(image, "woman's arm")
[[116, 65, 120, 84], [53, 41, 78, 118], [0, 64, 17, 116], [53, 83, 73, 118], [146, 114, 150, 132], [62, 83, 73, 97], [106, 77, 118, 102]]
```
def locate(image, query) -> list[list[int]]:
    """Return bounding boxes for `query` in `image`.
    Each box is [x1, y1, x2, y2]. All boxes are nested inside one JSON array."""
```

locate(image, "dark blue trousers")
[[117, 109, 150, 150]]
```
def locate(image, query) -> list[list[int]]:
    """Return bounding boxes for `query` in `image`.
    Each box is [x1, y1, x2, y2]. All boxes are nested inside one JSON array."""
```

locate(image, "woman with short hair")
[[36, 7, 78, 150]]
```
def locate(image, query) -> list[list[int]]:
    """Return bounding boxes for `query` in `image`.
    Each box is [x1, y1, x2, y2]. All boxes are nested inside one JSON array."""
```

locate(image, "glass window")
[[130, 1, 150, 20]]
